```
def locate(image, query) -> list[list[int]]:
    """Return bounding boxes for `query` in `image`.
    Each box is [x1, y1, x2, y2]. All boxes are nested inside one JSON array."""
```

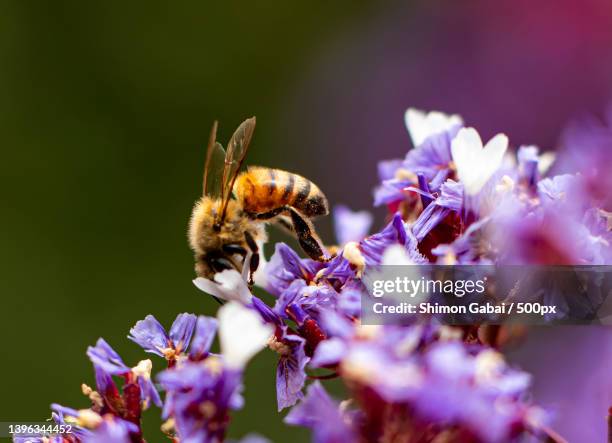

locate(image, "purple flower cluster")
[[24, 107, 611, 443], [23, 337, 161, 443]]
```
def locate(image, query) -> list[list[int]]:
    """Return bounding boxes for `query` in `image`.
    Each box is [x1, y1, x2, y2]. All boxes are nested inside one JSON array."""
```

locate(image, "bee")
[[188, 117, 330, 285]]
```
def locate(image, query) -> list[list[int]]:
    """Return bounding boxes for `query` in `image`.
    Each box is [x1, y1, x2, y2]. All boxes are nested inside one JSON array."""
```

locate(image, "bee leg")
[[286, 207, 329, 262], [244, 231, 260, 288]]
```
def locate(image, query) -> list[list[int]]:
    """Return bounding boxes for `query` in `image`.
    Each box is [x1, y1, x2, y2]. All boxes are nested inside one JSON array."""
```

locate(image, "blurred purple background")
[[278, 0, 612, 215], [276, 1, 612, 440]]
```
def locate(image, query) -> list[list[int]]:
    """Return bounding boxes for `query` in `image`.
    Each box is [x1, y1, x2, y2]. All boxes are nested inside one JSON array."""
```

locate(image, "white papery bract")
[[193, 269, 253, 304], [451, 127, 508, 196], [218, 301, 273, 369], [405, 108, 463, 147]]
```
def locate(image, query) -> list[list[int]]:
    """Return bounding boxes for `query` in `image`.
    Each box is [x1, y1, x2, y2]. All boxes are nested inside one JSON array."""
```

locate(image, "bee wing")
[[217, 116, 256, 223], [202, 121, 226, 198]]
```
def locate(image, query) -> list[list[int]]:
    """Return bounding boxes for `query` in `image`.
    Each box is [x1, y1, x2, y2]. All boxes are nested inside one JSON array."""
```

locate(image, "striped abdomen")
[[234, 167, 329, 218]]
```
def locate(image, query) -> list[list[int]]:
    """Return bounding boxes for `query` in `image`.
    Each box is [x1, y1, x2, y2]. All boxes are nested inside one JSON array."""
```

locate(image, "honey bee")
[[189, 117, 330, 285]]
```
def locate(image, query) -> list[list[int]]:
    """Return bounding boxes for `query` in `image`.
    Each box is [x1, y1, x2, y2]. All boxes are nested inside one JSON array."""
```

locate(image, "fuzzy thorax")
[[188, 196, 267, 278]]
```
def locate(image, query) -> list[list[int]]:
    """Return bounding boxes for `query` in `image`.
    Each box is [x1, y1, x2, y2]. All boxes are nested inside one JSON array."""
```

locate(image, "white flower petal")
[[252, 239, 269, 289], [405, 108, 463, 147], [483, 133, 509, 164], [381, 244, 414, 266], [451, 127, 508, 196], [218, 302, 273, 369], [538, 152, 556, 175], [193, 269, 252, 304]]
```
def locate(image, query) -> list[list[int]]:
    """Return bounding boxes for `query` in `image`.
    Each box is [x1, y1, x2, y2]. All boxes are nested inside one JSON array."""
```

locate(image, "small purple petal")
[[87, 338, 130, 375], [189, 316, 218, 359], [360, 213, 407, 266], [333, 205, 373, 245], [265, 243, 323, 296], [137, 374, 162, 409], [276, 334, 310, 411], [310, 338, 348, 367], [377, 158, 403, 181], [128, 315, 169, 357], [285, 381, 355, 443], [403, 125, 460, 179], [85, 418, 137, 443], [168, 313, 197, 354]]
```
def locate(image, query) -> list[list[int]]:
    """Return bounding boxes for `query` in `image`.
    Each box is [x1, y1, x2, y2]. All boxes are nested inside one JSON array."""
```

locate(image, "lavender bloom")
[[251, 296, 313, 411], [87, 338, 130, 376], [87, 338, 161, 409], [557, 109, 612, 207], [156, 303, 271, 442], [411, 179, 463, 242], [403, 126, 461, 182], [50, 404, 139, 443], [431, 217, 493, 264], [158, 361, 244, 443], [285, 381, 357, 443], [265, 243, 325, 296], [343, 212, 428, 270], [412, 343, 544, 443], [272, 331, 310, 411], [377, 158, 404, 181], [537, 173, 584, 215], [128, 313, 197, 360], [333, 205, 373, 245], [84, 418, 133, 443], [374, 109, 463, 207], [189, 315, 218, 360], [311, 322, 545, 442]]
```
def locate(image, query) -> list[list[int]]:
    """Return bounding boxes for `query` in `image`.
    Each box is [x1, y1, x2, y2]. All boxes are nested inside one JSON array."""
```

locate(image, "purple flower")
[[557, 109, 612, 207], [411, 179, 463, 242], [411, 342, 543, 443], [128, 313, 197, 360], [285, 381, 357, 443], [272, 331, 310, 411], [158, 361, 244, 443], [342, 212, 428, 271], [50, 404, 139, 443], [87, 338, 130, 376], [377, 158, 403, 181], [373, 176, 415, 207], [87, 338, 162, 410], [189, 315, 218, 360], [374, 109, 463, 207], [403, 125, 461, 181], [431, 217, 493, 264], [333, 205, 373, 245], [495, 208, 605, 265], [517, 145, 541, 187], [311, 322, 545, 443], [537, 173, 584, 214], [84, 418, 135, 443], [265, 243, 325, 296]]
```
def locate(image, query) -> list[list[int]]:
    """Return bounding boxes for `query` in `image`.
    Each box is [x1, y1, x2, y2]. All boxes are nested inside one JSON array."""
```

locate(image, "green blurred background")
[[0, 2, 372, 441]]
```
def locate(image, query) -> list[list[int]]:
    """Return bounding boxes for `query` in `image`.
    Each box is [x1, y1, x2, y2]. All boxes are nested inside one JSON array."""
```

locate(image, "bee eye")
[[209, 257, 235, 273], [222, 244, 247, 256]]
